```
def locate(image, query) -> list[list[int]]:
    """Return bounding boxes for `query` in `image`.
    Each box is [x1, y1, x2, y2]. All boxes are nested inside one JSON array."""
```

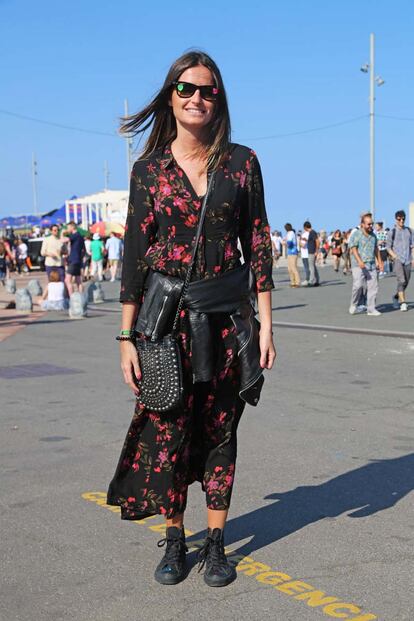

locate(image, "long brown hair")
[[120, 50, 231, 170]]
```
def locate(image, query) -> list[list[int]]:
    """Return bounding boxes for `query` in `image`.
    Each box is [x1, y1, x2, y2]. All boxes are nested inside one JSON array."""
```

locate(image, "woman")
[[331, 229, 343, 272], [107, 51, 276, 587], [283, 223, 300, 287]]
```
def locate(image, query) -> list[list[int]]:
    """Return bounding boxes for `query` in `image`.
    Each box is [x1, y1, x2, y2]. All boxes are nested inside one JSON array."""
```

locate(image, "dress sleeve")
[[120, 161, 157, 304], [239, 151, 274, 292]]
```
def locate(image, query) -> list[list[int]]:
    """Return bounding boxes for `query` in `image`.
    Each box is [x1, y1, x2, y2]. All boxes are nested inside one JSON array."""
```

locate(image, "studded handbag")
[[134, 172, 216, 412]]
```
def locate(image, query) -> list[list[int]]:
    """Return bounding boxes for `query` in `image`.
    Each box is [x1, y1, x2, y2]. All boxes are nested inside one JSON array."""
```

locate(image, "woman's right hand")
[[120, 341, 141, 396]]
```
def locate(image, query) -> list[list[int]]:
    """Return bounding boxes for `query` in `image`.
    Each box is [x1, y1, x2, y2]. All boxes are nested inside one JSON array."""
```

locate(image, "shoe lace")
[[157, 535, 188, 564], [196, 535, 226, 573]]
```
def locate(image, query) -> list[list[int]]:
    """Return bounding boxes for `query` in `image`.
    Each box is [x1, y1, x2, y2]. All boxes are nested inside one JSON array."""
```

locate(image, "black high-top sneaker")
[[197, 528, 237, 587], [154, 526, 188, 585]]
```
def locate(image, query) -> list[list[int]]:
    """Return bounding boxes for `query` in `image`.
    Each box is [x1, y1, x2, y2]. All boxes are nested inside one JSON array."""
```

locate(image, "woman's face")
[[170, 65, 216, 132]]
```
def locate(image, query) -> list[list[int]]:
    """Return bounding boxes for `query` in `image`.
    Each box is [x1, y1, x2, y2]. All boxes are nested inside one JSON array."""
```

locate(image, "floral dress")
[[107, 143, 273, 520]]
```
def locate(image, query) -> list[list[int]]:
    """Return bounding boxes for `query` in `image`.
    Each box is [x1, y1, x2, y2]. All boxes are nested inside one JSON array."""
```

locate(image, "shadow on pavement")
[[188, 453, 414, 563], [272, 304, 307, 311]]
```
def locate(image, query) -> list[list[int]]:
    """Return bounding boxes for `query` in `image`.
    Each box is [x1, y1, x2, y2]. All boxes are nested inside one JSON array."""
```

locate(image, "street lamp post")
[[360, 33, 385, 222], [124, 99, 133, 185]]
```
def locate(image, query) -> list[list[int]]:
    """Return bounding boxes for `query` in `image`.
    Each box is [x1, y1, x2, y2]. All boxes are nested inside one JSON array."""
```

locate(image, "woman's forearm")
[[121, 302, 139, 331], [257, 290, 273, 332]]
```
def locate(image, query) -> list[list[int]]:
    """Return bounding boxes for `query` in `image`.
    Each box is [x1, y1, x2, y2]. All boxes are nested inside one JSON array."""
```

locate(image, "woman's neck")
[[171, 125, 208, 161]]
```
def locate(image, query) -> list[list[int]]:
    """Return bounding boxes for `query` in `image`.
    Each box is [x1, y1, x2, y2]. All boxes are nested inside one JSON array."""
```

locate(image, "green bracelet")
[[120, 329, 133, 336]]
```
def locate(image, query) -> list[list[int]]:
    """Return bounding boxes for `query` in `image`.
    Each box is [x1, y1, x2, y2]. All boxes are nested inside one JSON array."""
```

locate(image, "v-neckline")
[[169, 148, 208, 201]]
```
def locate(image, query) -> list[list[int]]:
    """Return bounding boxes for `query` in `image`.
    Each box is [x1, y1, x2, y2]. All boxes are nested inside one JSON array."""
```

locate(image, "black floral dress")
[[107, 143, 273, 520]]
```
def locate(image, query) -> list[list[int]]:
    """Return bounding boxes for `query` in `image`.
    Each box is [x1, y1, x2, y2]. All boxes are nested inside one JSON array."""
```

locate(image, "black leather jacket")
[[136, 265, 264, 406]]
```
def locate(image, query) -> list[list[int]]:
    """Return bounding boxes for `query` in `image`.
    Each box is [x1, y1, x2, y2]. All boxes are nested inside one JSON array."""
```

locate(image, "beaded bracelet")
[[116, 335, 135, 342]]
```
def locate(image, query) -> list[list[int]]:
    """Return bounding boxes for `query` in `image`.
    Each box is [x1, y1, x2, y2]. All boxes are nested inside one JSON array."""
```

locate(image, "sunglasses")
[[397, 217, 405, 221], [172, 81, 219, 102]]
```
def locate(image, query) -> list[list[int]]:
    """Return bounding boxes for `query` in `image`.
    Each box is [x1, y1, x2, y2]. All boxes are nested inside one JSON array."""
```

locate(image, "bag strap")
[[171, 171, 216, 335]]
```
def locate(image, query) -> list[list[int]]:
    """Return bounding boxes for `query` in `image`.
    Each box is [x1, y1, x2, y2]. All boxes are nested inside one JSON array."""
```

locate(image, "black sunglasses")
[[172, 81, 219, 102], [396, 216, 405, 221]]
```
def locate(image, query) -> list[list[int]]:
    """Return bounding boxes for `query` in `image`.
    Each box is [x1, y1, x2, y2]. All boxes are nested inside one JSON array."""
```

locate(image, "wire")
[[238, 115, 369, 141], [377, 113, 414, 122], [0, 108, 118, 137]]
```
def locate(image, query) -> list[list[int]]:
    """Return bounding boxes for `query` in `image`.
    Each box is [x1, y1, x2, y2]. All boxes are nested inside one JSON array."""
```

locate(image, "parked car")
[[27, 238, 46, 271]]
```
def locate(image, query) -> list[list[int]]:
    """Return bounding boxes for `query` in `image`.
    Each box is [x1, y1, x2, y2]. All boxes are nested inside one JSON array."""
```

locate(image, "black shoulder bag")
[[134, 172, 216, 412]]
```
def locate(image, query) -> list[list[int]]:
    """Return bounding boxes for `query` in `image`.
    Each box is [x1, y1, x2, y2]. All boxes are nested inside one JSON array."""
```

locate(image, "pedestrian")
[[15, 238, 29, 275], [106, 50, 276, 588], [90, 233, 104, 281], [61, 222, 85, 296], [105, 231, 123, 281], [40, 269, 69, 311], [387, 210, 413, 312], [270, 230, 282, 267], [317, 230, 328, 265], [0, 241, 7, 285], [83, 234, 92, 281], [349, 213, 383, 316], [303, 221, 320, 286], [331, 229, 343, 272], [342, 230, 351, 275], [299, 227, 310, 285], [284, 223, 300, 287], [374, 222, 388, 276], [40, 224, 65, 281]]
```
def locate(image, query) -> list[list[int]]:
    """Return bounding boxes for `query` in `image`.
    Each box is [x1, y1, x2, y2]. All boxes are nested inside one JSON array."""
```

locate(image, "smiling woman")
[[107, 50, 276, 589]]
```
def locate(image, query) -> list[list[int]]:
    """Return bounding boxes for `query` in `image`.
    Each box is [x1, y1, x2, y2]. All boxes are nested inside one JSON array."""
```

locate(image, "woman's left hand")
[[259, 329, 276, 370]]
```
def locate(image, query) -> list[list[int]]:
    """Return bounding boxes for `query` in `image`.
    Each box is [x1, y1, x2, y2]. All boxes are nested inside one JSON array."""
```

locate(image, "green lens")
[[177, 83, 184, 92]]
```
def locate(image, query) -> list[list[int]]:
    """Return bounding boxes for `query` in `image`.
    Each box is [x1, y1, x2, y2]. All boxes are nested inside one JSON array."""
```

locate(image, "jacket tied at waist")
[[136, 265, 264, 406]]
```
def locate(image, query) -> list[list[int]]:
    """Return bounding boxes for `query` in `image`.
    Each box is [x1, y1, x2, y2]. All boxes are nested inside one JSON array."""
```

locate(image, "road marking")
[[272, 320, 414, 340], [82, 492, 378, 620]]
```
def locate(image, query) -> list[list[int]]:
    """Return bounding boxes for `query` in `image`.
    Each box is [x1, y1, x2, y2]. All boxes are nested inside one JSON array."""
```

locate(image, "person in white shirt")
[[15, 238, 28, 275], [105, 232, 123, 282], [40, 269, 69, 310], [300, 229, 310, 285]]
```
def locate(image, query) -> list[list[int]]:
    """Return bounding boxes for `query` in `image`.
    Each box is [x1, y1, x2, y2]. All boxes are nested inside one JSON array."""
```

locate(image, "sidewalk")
[[0, 271, 49, 342]]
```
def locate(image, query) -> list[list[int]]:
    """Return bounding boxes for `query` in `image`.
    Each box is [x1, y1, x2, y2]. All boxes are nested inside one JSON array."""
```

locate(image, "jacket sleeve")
[[120, 161, 157, 304], [239, 151, 274, 292]]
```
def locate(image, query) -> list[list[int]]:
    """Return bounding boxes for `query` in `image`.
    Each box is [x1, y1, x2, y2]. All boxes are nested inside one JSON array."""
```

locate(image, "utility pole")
[[104, 160, 110, 190], [32, 152, 38, 215], [360, 33, 385, 222], [124, 99, 133, 185]]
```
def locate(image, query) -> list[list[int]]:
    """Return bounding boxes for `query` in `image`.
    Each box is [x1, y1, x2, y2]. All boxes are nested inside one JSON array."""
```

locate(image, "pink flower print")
[[239, 171, 246, 188], [158, 449, 168, 464], [132, 463, 139, 472], [154, 467, 161, 473], [161, 183, 172, 196], [160, 507, 167, 515], [153, 198, 162, 213], [224, 243, 233, 260], [184, 214, 198, 228], [127, 496, 136, 503], [225, 475, 233, 486], [165, 206, 172, 216], [149, 186, 156, 195], [207, 480, 219, 492], [221, 328, 230, 338], [214, 265, 221, 273], [215, 466, 223, 473]]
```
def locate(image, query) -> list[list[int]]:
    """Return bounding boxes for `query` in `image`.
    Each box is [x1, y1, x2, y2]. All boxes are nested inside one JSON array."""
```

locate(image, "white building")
[[65, 189, 128, 228], [409, 202, 414, 229]]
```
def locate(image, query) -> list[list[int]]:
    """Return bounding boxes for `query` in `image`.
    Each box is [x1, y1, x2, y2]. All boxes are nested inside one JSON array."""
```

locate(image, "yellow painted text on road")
[[82, 492, 377, 621]]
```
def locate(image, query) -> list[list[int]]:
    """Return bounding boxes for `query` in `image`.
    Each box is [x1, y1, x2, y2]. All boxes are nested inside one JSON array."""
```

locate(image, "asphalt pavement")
[[1, 265, 413, 621]]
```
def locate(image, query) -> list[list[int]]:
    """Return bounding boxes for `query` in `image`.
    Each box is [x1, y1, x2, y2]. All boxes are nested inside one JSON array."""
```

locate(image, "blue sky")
[[1, 0, 414, 230]]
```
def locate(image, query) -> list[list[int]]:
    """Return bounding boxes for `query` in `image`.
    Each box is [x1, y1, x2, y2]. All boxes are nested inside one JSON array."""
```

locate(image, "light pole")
[[32, 152, 38, 215], [360, 33, 385, 222]]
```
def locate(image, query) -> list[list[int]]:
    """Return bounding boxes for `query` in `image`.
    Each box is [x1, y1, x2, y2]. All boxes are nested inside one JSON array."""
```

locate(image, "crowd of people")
[[0, 222, 124, 310], [271, 209, 413, 314]]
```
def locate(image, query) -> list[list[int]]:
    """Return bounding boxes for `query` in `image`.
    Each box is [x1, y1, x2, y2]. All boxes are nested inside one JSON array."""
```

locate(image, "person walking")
[[303, 221, 320, 286], [15, 238, 29, 275], [331, 230, 343, 272], [387, 210, 413, 312], [284, 223, 300, 287], [90, 233, 104, 281], [375, 222, 388, 277], [349, 213, 383, 316], [62, 222, 85, 295], [106, 51, 276, 588], [40, 224, 65, 281], [299, 228, 310, 285], [105, 231, 123, 281]]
